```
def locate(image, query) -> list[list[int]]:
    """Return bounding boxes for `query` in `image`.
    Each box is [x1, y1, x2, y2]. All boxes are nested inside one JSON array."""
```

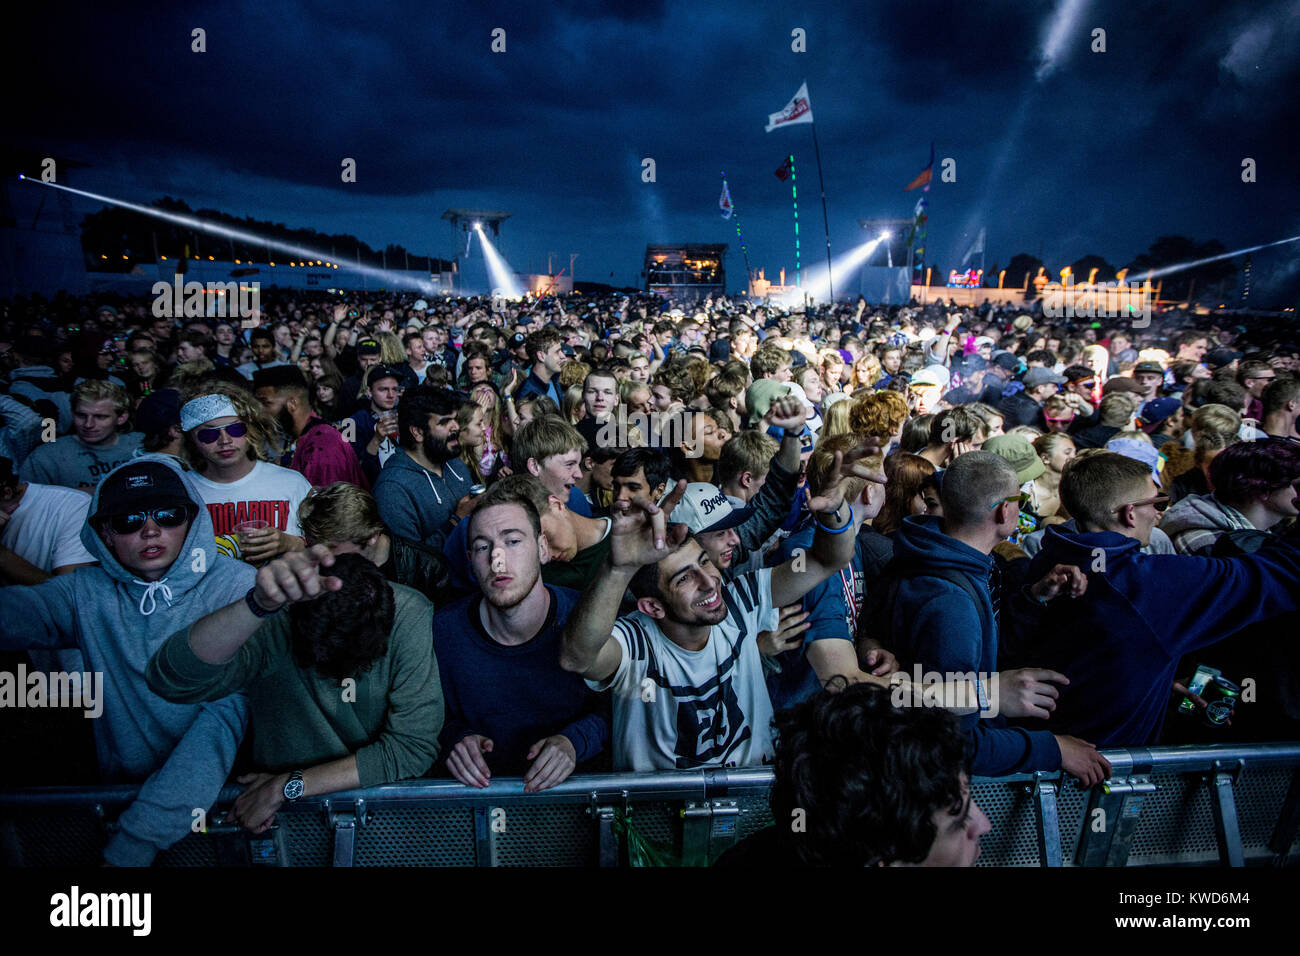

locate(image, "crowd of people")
[[1, 285, 1298, 866]]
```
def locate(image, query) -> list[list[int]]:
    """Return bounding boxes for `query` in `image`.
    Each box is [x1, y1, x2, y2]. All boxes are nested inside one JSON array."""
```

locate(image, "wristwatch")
[[283, 770, 305, 803]]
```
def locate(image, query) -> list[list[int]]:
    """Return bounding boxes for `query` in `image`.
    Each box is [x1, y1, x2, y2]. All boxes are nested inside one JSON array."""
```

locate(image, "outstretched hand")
[[609, 479, 689, 571], [803, 440, 888, 517], [252, 545, 344, 613]]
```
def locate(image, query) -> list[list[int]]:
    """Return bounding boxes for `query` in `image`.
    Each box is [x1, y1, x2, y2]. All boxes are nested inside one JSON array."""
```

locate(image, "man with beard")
[[253, 367, 369, 489], [373, 385, 475, 550], [433, 479, 608, 791]]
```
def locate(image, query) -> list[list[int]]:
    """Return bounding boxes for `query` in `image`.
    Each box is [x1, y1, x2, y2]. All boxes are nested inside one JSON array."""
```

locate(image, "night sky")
[[5, 1, 1299, 297]]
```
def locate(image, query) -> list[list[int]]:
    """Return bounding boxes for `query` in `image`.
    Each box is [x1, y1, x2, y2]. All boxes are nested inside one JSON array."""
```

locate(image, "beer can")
[[1201, 676, 1240, 727]]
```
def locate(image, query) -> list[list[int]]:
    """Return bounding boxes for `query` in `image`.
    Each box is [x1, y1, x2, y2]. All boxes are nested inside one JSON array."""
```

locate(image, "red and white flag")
[[765, 82, 814, 132]]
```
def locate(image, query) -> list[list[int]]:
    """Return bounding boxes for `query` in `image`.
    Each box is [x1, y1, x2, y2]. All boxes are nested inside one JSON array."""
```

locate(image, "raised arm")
[[560, 480, 688, 682], [770, 446, 884, 607]]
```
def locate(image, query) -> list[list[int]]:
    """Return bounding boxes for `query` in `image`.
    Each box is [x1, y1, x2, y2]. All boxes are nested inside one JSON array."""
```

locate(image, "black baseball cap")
[[93, 461, 193, 520]]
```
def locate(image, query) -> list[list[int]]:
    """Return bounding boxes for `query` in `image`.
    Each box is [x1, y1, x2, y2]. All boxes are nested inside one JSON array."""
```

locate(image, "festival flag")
[[904, 142, 935, 191], [719, 179, 734, 219], [765, 82, 814, 132], [774, 156, 793, 181], [961, 228, 986, 265]]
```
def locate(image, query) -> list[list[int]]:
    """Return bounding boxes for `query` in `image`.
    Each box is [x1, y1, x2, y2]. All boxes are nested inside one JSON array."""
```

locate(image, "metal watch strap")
[[284, 770, 304, 802]]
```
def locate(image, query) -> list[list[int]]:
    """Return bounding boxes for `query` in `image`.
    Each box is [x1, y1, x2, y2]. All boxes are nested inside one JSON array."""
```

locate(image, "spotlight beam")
[[18, 176, 436, 293], [472, 225, 522, 299], [1131, 235, 1300, 282], [784, 236, 883, 304]]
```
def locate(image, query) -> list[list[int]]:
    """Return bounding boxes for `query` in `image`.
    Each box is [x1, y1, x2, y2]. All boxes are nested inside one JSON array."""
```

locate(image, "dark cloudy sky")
[[5, 0, 1299, 299]]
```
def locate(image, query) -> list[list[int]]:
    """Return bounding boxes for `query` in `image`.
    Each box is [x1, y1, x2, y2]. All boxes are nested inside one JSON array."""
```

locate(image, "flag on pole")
[[961, 228, 986, 266], [719, 179, 734, 219], [904, 142, 935, 191], [774, 156, 793, 181], [765, 82, 814, 132]]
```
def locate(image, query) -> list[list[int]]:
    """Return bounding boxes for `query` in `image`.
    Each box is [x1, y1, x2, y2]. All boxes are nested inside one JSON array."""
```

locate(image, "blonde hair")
[[808, 432, 881, 505], [299, 482, 385, 547], [821, 397, 854, 438], [179, 380, 285, 468], [72, 378, 130, 419], [1190, 403, 1241, 465], [849, 353, 882, 390], [376, 331, 405, 365], [558, 360, 590, 390], [561, 383, 584, 424]]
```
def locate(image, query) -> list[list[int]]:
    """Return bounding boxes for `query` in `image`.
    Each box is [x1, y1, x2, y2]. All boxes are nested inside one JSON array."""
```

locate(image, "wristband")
[[1021, 584, 1049, 606], [245, 587, 280, 618], [976, 677, 991, 713], [813, 504, 854, 535]]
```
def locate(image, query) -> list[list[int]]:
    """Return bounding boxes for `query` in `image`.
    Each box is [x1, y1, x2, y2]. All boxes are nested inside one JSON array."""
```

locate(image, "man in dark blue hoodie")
[[1026, 451, 1300, 747], [880, 451, 1111, 784]]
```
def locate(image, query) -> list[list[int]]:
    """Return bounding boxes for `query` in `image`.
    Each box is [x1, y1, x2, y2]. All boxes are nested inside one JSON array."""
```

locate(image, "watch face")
[[284, 777, 304, 801]]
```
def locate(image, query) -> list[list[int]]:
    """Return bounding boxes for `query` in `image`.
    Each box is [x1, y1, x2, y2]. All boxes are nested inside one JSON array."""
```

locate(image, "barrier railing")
[[2, 744, 1298, 867]]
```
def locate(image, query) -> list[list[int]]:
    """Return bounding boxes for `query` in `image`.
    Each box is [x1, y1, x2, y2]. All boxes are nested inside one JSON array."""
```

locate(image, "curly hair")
[[288, 553, 395, 684], [179, 379, 285, 469], [770, 680, 970, 866], [651, 362, 697, 404], [558, 360, 590, 390], [849, 390, 909, 443]]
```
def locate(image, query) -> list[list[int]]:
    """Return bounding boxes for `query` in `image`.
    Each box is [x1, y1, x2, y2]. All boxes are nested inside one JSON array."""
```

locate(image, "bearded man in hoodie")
[[0, 455, 254, 865]]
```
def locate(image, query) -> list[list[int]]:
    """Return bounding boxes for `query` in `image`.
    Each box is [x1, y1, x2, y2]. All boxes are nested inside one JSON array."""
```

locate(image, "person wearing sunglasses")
[[0, 455, 257, 866], [181, 392, 311, 564], [1023, 450, 1300, 749]]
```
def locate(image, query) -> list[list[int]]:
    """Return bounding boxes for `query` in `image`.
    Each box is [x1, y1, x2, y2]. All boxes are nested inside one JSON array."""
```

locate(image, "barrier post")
[[324, 797, 366, 868], [1268, 767, 1300, 864], [1207, 760, 1245, 867], [1031, 773, 1063, 867]]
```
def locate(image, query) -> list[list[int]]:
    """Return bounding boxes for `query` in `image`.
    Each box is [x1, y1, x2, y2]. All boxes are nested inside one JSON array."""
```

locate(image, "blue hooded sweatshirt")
[[0, 454, 255, 865], [887, 515, 1061, 776], [373, 449, 473, 551], [1025, 525, 1300, 747]]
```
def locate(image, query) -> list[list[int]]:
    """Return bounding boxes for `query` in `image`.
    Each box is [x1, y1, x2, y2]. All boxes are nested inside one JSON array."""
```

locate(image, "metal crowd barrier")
[[2, 744, 1298, 867]]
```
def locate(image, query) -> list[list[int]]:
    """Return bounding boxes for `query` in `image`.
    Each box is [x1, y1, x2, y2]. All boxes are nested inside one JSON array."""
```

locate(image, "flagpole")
[[788, 155, 800, 289], [810, 124, 834, 301], [721, 172, 754, 295]]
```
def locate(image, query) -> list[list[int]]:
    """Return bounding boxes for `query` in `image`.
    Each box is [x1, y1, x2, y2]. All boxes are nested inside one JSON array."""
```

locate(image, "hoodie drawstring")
[[424, 470, 443, 504], [133, 577, 174, 616]]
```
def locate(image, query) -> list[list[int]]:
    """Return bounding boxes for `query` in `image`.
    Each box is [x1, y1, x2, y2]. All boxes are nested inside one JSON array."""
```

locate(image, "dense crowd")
[[1, 287, 1298, 866]]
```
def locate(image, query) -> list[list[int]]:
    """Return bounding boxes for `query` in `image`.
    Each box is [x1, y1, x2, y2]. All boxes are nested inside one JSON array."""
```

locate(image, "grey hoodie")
[[1160, 493, 1255, 556], [0, 454, 255, 865]]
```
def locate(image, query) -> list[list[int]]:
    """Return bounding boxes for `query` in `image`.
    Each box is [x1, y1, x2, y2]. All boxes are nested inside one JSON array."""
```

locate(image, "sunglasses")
[[1113, 494, 1170, 514], [106, 506, 191, 534], [989, 492, 1031, 510], [196, 421, 248, 444]]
